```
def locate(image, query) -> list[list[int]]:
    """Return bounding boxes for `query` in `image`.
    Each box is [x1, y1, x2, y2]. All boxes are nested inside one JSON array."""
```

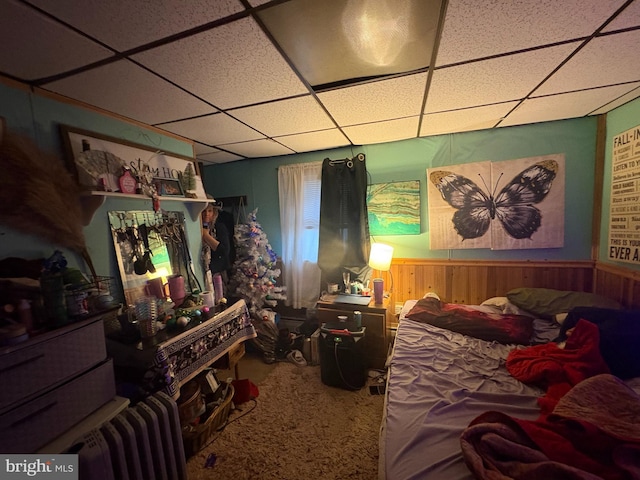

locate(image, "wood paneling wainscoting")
[[379, 259, 640, 309], [594, 262, 640, 309], [381, 259, 595, 307]]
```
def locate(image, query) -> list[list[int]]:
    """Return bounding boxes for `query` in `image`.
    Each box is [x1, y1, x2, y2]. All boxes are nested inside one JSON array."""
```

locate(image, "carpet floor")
[[186, 359, 385, 480]]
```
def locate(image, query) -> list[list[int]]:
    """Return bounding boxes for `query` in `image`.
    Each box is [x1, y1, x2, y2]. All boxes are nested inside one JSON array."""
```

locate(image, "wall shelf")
[[81, 191, 208, 224]]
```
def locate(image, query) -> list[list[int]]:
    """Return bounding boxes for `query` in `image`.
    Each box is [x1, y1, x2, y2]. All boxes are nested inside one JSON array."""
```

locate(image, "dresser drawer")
[[228, 342, 245, 365], [0, 359, 115, 453], [213, 341, 245, 371], [0, 317, 107, 413]]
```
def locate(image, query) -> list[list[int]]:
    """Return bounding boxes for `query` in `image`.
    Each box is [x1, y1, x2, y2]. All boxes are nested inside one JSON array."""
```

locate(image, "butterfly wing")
[[494, 160, 558, 239], [430, 171, 492, 239]]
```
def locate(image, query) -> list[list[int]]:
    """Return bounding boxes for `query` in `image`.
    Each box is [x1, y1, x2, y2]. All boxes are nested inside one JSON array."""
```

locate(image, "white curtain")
[[278, 162, 322, 309]]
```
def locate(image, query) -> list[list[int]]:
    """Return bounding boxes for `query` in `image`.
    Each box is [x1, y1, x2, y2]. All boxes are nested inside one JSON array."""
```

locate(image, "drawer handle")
[[10, 401, 58, 427], [0, 353, 45, 374]]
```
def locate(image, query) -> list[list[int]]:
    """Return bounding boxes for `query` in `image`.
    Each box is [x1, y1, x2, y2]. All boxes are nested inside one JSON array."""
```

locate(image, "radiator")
[[70, 391, 188, 480]]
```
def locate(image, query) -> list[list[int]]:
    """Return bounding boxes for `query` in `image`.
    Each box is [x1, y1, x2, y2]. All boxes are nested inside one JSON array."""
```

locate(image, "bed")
[[379, 289, 640, 480]]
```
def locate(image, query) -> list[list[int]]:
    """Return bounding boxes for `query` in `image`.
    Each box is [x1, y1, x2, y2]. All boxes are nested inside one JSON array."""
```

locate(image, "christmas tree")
[[229, 209, 286, 319], [181, 163, 197, 198]]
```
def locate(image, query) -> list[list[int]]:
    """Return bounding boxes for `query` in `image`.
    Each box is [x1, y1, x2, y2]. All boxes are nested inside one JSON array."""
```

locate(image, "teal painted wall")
[[600, 96, 640, 272], [203, 116, 598, 261], [0, 82, 205, 302], [2, 77, 624, 299]]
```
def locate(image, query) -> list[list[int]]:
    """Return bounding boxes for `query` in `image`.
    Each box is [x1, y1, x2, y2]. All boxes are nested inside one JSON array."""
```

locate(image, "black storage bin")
[[319, 324, 367, 390]]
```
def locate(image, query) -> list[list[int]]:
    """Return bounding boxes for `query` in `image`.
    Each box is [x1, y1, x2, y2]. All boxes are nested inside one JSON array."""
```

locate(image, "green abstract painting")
[[367, 180, 421, 235]]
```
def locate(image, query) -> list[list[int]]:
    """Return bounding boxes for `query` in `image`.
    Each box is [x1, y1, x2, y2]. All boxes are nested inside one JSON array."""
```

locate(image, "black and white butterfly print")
[[430, 160, 558, 240]]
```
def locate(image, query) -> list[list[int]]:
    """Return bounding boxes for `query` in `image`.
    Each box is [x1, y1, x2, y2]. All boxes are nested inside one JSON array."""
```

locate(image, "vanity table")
[[106, 299, 256, 399]]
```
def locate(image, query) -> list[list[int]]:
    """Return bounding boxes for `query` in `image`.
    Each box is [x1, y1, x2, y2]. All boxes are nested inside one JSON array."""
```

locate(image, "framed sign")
[[154, 178, 184, 197], [60, 125, 202, 196], [608, 124, 640, 264]]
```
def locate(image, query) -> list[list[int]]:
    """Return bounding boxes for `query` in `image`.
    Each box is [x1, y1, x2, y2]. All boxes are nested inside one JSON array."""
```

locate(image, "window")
[[301, 174, 321, 263], [278, 162, 323, 308]]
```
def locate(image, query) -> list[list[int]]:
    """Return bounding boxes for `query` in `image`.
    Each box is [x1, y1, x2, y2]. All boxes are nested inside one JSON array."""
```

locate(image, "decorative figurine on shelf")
[[118, 167, 137, 194], [137, 170, 160, 211]]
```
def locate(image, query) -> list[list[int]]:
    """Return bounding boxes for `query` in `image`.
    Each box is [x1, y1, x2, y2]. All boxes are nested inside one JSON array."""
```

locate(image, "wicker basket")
[[182, 382, 234, 457]]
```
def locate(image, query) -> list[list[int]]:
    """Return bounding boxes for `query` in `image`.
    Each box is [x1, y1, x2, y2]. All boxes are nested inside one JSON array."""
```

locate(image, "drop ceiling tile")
[[221, 139, 295, 158], [420, 102, 519, 137], [602, 0, 640, 32], [274, 128, 350, 153], [257, 0, 441, 86], [197, 150, 244, 164], [0, 0, 112, 81], [133, 16, 309, 109], [231, 96, 335, 137], [317, 73, 428, 127], [437, 0, 626, 66], [426, 42, 578, 113], [342, 117, 419, 145], [29, 0, 245, 51], [42, 60, 215, 125], [194, 142, 218, 155], [160, 113, 264, 146], [591, 84, 640, 114], [535, 30, 640, 96], [500, 83, 640, 127]]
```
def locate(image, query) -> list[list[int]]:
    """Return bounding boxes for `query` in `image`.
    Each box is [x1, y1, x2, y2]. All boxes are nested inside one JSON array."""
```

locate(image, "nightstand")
[[315, 295, 393, 370]]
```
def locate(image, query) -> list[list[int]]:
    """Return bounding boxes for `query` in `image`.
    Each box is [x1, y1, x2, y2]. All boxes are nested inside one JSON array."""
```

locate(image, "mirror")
[[108, 210, 199, 305]]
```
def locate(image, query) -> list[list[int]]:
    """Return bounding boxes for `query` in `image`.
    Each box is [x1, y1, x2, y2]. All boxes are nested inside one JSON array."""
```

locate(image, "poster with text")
[[427, 154, 565, 250], [608, 124, 640, 264]]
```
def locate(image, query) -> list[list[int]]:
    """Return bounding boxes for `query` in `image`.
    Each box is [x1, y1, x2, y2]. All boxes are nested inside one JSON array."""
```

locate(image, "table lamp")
[[368, 243, 394, 302]]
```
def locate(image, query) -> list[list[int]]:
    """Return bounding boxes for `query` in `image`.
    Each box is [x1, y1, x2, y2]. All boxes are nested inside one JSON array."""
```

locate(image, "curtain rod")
[[326, 152, 365, 167]]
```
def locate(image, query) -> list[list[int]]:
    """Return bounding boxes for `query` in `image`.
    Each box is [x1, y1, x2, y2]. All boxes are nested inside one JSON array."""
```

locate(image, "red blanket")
[[405, 297, 534, 345], [506, 319, 610, 414], [460, 374, 640, 480]]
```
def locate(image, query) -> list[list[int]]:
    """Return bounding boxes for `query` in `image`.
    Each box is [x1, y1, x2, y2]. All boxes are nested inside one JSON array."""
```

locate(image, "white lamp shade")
[[368, 243, 394, 271]]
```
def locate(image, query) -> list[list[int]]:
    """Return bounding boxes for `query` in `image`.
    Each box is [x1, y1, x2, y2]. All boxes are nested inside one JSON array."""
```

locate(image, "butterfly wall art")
[[427, 154, 565, 250]]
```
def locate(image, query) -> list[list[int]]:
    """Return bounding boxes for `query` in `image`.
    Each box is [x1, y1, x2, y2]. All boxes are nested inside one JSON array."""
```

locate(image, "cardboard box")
[[310, 328, 320, 365]]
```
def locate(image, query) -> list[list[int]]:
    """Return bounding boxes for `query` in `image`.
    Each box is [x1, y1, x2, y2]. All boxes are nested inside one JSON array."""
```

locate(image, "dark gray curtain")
[[317, 154, 371, 286]]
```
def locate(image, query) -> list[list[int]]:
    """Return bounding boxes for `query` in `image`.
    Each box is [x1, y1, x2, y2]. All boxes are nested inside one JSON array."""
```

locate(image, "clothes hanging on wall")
[[317, 153, 371, 286]]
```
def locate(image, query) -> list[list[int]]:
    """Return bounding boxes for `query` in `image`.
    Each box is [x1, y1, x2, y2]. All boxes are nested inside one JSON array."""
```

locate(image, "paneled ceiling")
[[2, 0, 640, 164]]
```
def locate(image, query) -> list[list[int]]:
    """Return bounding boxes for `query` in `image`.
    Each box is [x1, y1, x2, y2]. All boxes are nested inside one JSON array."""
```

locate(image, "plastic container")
[[213, 274, 224, 304], [17, 299, 33, 333], [137, 318, 158, 338], [134, 296, 159, 338], [373, 278, 384, 304], [353, 310, 362, 329], [177, 380, 205, 425]]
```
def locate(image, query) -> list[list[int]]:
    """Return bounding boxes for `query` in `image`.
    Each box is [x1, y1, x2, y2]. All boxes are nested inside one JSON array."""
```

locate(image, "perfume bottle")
[[119, 167, 137, 194]]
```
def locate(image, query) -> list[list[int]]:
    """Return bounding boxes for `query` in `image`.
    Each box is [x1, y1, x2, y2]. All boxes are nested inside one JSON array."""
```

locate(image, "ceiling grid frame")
[[0, 0, 638, 163]]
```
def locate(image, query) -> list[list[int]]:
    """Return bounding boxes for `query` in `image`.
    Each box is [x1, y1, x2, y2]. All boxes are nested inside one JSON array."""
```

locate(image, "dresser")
[[0, 308, 118, 453], [316, 295, 393, 370]]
